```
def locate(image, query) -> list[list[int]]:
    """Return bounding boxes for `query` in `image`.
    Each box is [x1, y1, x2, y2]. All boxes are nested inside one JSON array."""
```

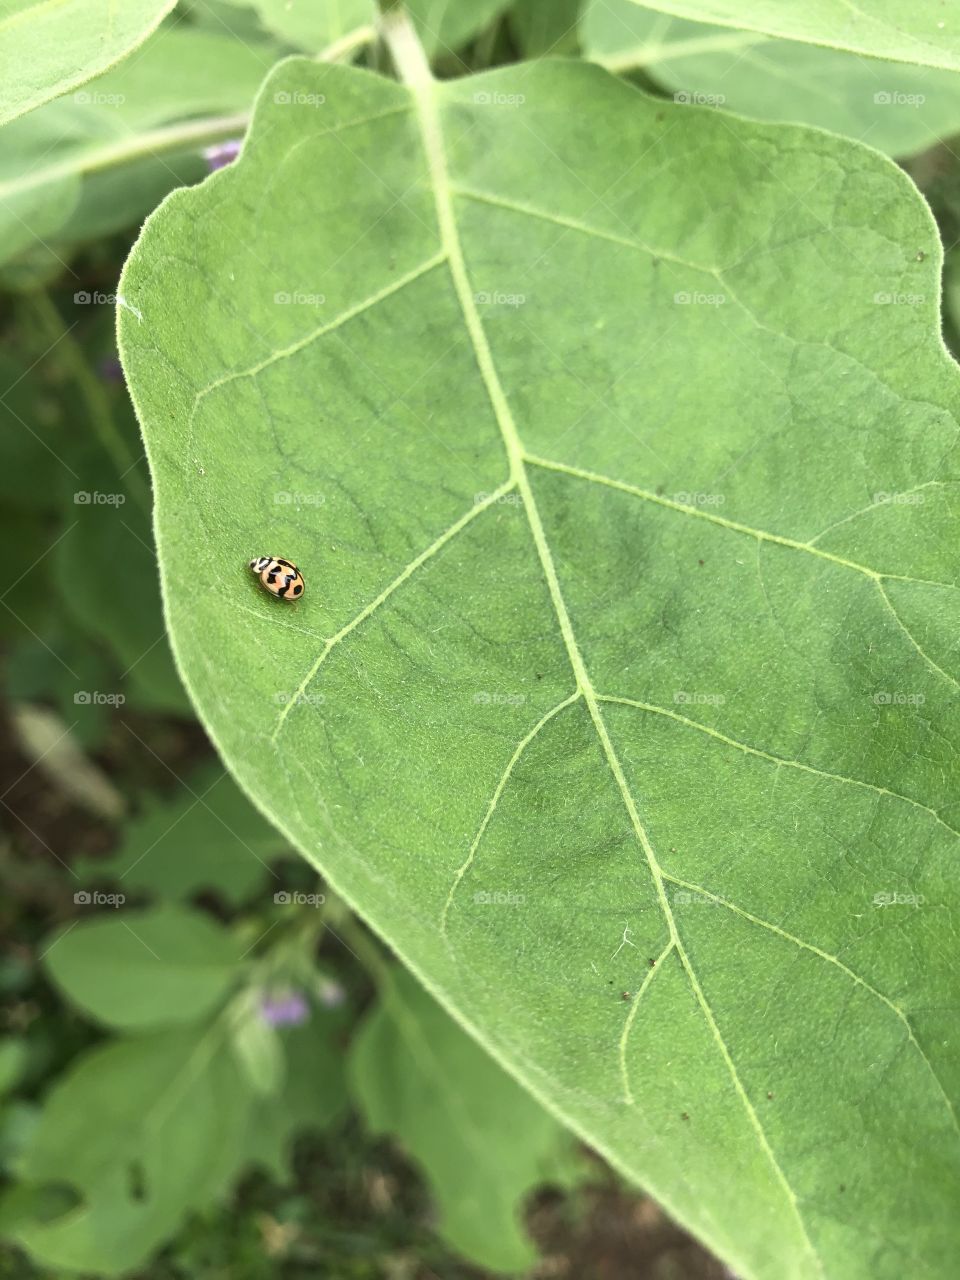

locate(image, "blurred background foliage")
[[2, 0, 960, 1276]]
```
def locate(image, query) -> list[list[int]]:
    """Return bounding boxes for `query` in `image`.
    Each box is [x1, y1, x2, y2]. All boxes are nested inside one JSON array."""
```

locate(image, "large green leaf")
[[0, 0, 177, 127], [585, 0, 960, 157], [351, 967, 579, 1273], [625, 0, 960, 70], [119, 38, 960, 1280]]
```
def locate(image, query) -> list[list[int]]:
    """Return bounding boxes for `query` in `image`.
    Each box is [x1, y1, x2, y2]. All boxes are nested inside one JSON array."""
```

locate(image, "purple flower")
[[260, 990, 310, 1027], [203, 139, 243, 172]]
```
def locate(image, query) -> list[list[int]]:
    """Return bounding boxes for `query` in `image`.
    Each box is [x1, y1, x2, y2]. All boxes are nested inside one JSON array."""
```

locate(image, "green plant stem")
[[334, 908, 394, 992], [24, 290, 151, 512], [379, 5, 433, 85], [1, 113, 249, 205], [317, 23, 377, 63]]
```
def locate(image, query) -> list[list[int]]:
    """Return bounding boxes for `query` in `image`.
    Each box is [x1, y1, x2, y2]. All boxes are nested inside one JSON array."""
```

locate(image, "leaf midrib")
[[383, 13, 824, 1272]]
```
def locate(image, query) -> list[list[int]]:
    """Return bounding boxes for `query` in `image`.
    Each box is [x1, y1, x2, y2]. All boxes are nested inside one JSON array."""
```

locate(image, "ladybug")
[[249, 556, 305, 600]]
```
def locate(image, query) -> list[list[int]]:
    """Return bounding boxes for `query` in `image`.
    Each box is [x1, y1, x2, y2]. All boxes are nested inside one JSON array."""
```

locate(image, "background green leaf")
[[43, 904, 243, 1029], [0, 27, 266, 274], [624, 0, 960, 70], [77, 765, 287, 905], [351, 967, 580, 1273], [13, 1026, 253, 1275], [242, 1015, 349, 1179], [0, 0, 177, 126], [119, 46, 960, 1280], [584, 0, 960, 157], [407, 0, 511, 59]]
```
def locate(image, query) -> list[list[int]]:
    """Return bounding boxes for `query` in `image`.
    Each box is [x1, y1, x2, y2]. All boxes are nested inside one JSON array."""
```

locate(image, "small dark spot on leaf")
[[621, 991, 632, 1001], [681, 1112, 689, 1121], [767, 1091, 774, 1099], [655, 485, 664, 495], [648, 957, 656, 967], [698, 559, 705, 566], [916, 250, 926, 261]]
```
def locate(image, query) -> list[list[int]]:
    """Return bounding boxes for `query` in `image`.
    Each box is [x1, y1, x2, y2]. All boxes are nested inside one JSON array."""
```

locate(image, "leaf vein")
[[384, 16, 824, 1268], [524, 451, 958, 590], [661, 870, 960, 1140], [598, 693, 959, 839], [270, 481, 515, 741], [619, 940, 675, 1105], [440, 691, 582, 936], [190, 249, 448, 422]]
